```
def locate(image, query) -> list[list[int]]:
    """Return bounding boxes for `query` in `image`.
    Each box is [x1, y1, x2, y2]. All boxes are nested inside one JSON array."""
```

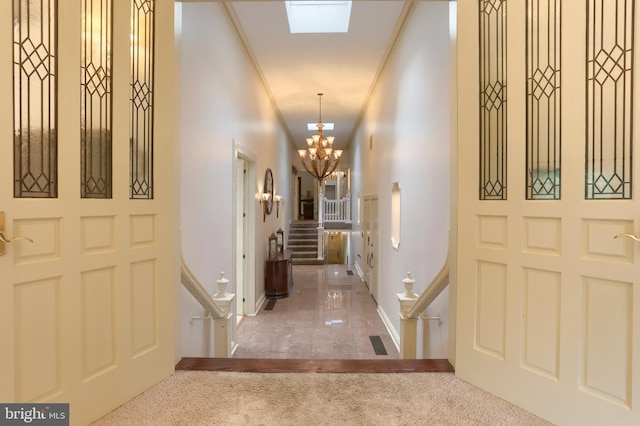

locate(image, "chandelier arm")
[[315, 159, 324, 180], [306, 157, 321, 180], [321, 158, 332, 179], [300, 158, 317, 178], [326, 159, 341, 177]]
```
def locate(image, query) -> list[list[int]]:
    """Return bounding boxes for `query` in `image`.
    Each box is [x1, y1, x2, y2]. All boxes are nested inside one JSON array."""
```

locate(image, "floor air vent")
[[265, 299, 277, 311], [369, 336, 388, 355]]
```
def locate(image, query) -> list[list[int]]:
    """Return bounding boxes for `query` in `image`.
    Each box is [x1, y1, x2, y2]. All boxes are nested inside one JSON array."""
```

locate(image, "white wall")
[[348, 2, 452, 358], [179, 2, 294, 357]]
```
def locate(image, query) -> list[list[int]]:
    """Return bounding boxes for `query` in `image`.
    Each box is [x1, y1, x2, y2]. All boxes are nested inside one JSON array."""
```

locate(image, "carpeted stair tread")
[[288, 221, 323, 265]]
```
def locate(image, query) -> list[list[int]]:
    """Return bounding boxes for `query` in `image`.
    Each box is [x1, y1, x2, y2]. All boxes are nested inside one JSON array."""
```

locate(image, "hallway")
[[233, 264, 399, 360]]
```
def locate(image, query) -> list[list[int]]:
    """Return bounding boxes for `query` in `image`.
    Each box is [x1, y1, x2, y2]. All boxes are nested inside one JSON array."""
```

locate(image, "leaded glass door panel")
[[0, 1, 176, 424], [457, 0, 640, 424]]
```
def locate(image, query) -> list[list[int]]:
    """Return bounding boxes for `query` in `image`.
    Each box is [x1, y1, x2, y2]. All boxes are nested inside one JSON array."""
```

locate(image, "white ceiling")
[[226, 1, 411, 150]]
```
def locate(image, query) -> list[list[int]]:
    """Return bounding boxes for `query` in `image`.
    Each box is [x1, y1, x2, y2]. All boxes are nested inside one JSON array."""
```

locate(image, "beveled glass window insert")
[[479, 0, 507, 200], [13, 0, 58, 198], [526, 0, 561, 200], [81, 0, 113, 199], [130, 0, 155, 199], [586, 0, 634, 200]]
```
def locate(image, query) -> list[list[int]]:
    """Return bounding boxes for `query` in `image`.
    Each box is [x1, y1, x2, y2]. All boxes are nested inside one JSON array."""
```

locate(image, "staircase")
[[288, 221, 324, 265]]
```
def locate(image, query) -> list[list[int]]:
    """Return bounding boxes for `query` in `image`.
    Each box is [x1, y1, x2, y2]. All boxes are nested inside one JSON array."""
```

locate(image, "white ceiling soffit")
[[228, 1, 410, 150]]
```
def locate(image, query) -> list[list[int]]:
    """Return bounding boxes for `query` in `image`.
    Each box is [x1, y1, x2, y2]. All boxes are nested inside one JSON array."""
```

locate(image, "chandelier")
[[298, 93, 343, 181]]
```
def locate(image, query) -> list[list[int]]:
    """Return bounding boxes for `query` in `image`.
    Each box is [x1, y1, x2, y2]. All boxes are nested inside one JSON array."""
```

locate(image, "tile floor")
[[233, 264, 400, 359]]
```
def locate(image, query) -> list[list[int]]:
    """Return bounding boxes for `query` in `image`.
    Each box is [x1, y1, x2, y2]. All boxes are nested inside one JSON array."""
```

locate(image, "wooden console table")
[[265, 249, 293, 298]]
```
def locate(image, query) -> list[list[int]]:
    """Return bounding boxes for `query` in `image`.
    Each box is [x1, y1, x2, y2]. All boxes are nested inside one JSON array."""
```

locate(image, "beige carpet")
[[91, 371, 553, 425]]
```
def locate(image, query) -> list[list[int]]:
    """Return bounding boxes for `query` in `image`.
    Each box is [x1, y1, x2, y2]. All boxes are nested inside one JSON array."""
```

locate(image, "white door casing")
[[235, 157, 246, 317], [457, 1, 640, 425], [0, 1, 177, 424]]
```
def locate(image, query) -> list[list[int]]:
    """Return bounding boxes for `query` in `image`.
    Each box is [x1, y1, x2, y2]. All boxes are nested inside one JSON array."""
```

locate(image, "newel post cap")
[[403, 272, 416, 297], [216, 271, 229, 296]]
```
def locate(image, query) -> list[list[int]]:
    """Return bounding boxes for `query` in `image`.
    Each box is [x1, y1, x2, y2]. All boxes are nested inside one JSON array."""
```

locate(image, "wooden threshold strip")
[[176, 357, 454, 374]]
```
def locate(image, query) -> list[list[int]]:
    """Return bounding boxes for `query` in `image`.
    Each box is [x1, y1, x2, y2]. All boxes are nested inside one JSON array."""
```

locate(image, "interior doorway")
[[235, 157, 248, 318], [327, 232, 343, 264], [234, 145, 257, 317]]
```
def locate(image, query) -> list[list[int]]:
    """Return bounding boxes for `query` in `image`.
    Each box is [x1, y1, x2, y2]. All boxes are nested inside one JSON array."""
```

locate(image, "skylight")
[[285, 1, 352, 34], [308, 122, 334, 131]]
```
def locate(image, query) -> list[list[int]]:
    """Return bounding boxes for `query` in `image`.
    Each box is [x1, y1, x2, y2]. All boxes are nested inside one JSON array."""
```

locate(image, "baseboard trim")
[[377, 305, 400, 353], [253, 292, 267, 314], [354, 261, 364, 281]]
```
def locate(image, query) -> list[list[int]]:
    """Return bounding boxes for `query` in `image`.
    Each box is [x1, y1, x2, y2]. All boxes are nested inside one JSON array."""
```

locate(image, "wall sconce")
[[274, 195, 282, 218], [259, 192, 272, 222]]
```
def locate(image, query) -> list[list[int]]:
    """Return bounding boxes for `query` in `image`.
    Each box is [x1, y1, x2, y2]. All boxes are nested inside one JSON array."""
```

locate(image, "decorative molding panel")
[[581, 277, 632, 407], [475, 261, 506, 359], [522, 268, 560, 379], [130, 214, 156, 248], [583, 219, 633, 263], [14, 277, 62, 401], [81, 267, 116, 379], [130, 259, 158, 355], [81, 216, 115, 254], [13, 218, 61, 264], [523, 217, 561, 255], [477, 215, 507, 249]]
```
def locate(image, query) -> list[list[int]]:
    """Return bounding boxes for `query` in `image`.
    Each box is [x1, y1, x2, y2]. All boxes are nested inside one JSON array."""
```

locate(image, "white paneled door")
[[363, 195, 379, 302], [457, 0, 640, 424], [0, 1, 176, 425]]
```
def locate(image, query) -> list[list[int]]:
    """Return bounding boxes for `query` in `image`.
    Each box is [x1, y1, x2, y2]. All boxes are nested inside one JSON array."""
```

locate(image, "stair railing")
[[181, 255, 235, 357], [397, 256, 449, 359]]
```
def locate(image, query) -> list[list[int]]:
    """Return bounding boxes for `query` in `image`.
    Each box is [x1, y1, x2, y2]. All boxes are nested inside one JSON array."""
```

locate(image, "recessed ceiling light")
[[285, 1, 352, 34], [308, 123, 334, 131]]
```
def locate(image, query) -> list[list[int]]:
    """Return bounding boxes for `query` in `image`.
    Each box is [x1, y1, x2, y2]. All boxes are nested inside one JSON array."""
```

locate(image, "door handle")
[[614, 233, 640, 242], [0, 211, 34, 256], [0, 232, 34, 244]]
